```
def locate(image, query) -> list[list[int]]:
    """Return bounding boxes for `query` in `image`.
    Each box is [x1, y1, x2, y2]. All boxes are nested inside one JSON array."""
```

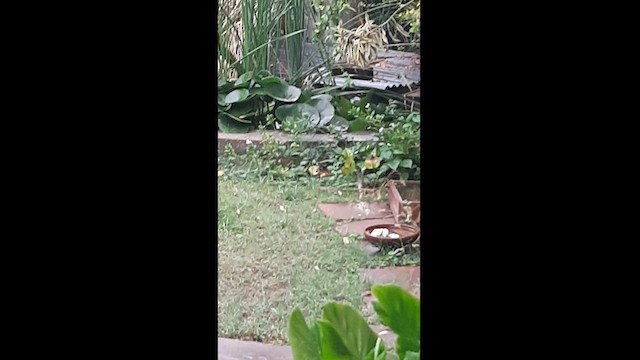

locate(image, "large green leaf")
[[256, 76, 283, 86], [336, 97, 353, 118], [309, 321, 322, 355], [387, 158, 401, 171], [275, 103, 320, 125], [349, 118, 369, 132], [316, 320, 352, 360], [399, 159, 413, 169], [218, 94, 228, 107], [395, 337, 420, 360], [226, 99, 257, 118], [330, 116, 349, 128], [261, 82, 301, 102], [403, 351, 420, 360], [218, 114, 253, 133], [288, 308, 322, 360], [234, 71, 254, 87], [297, 89, 314, 104], [321, 303, 383, 360], [372, 285, 420, 337], [218, 79, 234, 92], [310, 94, 332, 103], [371, 285, 421, 359], [308, 95, 335, 127], [249, 85, 266, 96], [224, 88, 250, 104]]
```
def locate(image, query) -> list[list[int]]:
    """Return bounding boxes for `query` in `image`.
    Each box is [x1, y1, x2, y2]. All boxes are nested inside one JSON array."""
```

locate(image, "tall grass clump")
[[217, 0, 307, 81]]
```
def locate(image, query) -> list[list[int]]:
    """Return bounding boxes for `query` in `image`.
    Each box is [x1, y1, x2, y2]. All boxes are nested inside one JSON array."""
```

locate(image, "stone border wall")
[[217, 130, 378, 155]]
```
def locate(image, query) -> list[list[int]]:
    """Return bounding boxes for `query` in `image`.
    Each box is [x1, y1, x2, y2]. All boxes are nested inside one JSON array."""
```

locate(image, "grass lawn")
[[217, 175, 419, 344], [217, 177, 368, 344]]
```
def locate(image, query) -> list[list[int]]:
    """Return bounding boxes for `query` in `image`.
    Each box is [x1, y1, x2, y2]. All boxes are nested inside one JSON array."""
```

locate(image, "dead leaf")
[[308, 165, 320, 176], [341, 149, 356, 176], [318, 169, 332, 178], [364, 155, 381, 169], [342, 237, 350, 244], [279, 205, 286, 213], [217, 170, 224, 177]]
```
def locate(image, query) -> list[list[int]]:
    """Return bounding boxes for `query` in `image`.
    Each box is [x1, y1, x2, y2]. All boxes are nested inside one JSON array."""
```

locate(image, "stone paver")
[[361, 265, 421, 336], [361, 266, 421, 295], [218, 325, 399, 359], [218, 338, 293, 360]]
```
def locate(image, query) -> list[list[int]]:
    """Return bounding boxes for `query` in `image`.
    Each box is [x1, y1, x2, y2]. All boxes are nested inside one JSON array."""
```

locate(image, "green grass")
[[217, 174, 420, 344], [218, 178, 366, 343]]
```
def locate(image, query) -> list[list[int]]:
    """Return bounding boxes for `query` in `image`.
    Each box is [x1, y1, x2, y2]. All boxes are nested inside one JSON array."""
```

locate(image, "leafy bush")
[[219, 71, 356, 133], [363, 0, 420, 50], [276, 94, 337, 130], [339, 110, 420, 182], [218, 71, 302, 133], [288, 284, 420, 360], [375, 112, 420, 180]]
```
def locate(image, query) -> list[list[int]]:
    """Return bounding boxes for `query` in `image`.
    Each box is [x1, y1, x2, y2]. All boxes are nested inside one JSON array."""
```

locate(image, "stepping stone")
[[361, 266, 420, 298], [218, 325, 400, 359], [318, 202, 392, 221], [361, 266, 421, 344], [218, 338, 293, 360]]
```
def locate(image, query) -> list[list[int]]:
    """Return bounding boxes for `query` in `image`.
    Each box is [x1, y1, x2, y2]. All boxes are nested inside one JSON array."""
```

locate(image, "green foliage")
[[371, 285, 420, 359], [375, 112, 420, 180], [362, 0, 420, 50], [217, 0, 306, 79], [399, 1, 420, 40], [288, 284, 420, 360], [275, 94, 338, 130], [218, 74, 348, 133], [219, 98, 420, 183], [217, 72, 302, 133], [285, 0, 305, 85], [289, 309, 322, 360], [337, 108, 420, 182]]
